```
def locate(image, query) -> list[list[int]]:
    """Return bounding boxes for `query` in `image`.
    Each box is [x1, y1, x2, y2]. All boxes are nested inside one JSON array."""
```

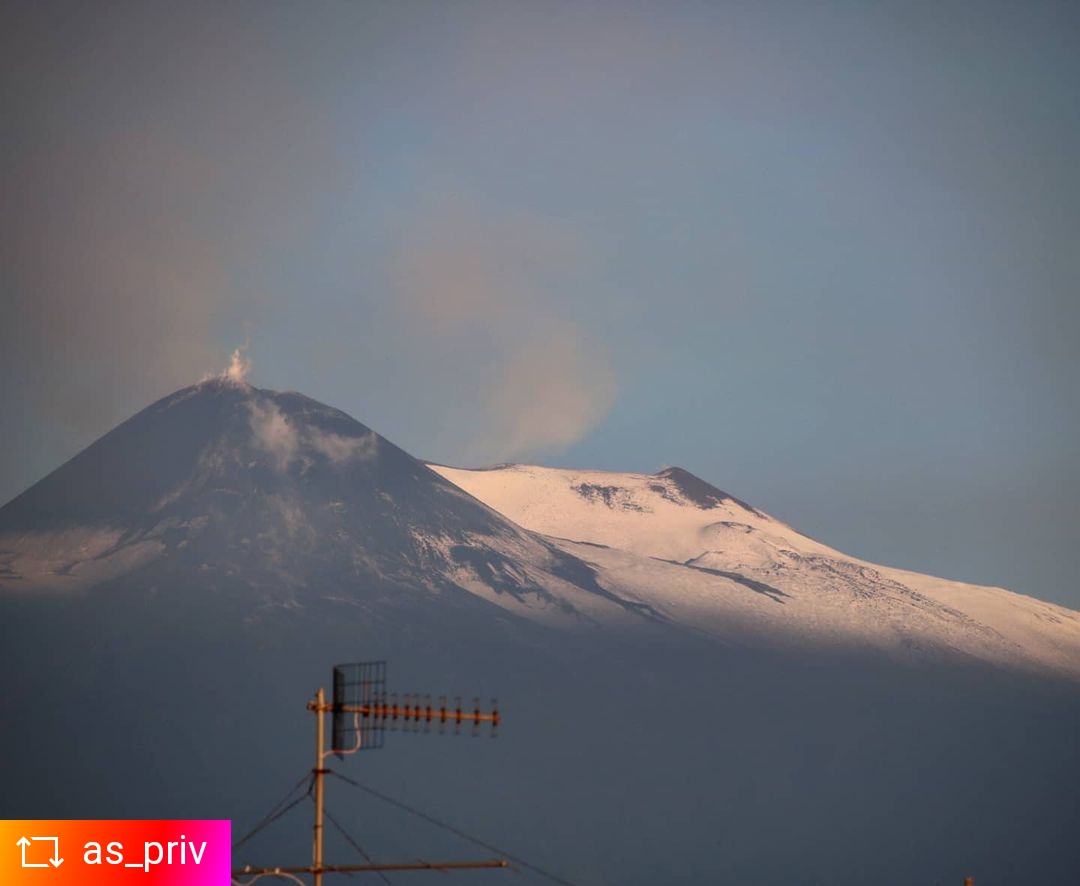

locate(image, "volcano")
[[2, 378, 1079, 885], [0, 377, 652, 628]]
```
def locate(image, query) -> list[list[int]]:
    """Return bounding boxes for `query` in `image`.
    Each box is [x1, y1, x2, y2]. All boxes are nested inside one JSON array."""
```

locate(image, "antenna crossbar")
[[308, 700, 500, 726]]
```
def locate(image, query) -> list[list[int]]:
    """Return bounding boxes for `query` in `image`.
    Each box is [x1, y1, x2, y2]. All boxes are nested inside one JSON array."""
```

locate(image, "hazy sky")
[[2, 1, 1077, 607]]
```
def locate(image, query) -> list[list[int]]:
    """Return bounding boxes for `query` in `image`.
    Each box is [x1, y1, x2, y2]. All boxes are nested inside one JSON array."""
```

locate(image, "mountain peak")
[[0, 381, 384, 526], [0, 384, 640, 627], [653, 466, 760, 514]]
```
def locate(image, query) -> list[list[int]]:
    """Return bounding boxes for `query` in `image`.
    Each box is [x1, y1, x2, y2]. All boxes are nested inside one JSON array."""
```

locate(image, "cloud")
[[248, 399, 377, 471], [308, 428, 378, 465], [481, 329, 617, 458], [248, 401, 300, 471], [390, 198, 617, 462]]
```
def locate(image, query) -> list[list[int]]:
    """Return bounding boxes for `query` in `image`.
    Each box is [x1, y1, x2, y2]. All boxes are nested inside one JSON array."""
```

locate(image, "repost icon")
[[4, 821, 230, 884], [16, 836, 64, 869]]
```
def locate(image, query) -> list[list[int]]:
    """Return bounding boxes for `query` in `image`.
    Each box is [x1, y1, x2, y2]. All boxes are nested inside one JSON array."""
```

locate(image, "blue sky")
[[2, 1, 1077, 606]]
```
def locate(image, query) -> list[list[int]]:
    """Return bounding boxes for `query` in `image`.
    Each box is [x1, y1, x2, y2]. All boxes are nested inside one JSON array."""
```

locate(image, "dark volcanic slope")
[[0, 378, 623, 620], [2, 380, 463, 527], [653, 465, 765, 515]]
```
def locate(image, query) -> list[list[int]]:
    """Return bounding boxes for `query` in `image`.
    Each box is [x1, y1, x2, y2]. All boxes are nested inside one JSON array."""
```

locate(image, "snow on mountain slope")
[[429, 463, 1080, 679], [4, 374, 1077, 680]]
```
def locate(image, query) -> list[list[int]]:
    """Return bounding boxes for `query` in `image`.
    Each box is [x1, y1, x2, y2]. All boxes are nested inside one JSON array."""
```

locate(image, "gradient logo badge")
[[1, 821, 231, 885]]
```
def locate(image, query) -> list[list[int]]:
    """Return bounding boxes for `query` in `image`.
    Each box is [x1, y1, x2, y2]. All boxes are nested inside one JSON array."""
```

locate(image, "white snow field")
[[429, 463, 1080, 680]]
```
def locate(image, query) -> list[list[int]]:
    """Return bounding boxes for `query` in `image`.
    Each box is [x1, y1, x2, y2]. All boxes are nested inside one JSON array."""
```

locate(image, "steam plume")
[[223, 347, 252, 384], [391, 198, 617, 462]]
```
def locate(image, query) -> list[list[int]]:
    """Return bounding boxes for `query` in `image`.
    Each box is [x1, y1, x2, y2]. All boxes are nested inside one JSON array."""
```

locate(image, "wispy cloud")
[[481, 328, 616, 458], [248, 400, 300, 471], [248, 399, 377, 471], [390, 197, 617, 462], [308, 427, 378, 465]]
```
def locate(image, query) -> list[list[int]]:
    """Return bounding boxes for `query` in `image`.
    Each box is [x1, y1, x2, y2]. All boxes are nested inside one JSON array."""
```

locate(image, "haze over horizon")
[[2, 1, 1077, 609]]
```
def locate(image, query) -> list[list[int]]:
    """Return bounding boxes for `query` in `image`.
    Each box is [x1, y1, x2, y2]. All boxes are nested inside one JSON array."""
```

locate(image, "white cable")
[[328, 710, 364, 758]]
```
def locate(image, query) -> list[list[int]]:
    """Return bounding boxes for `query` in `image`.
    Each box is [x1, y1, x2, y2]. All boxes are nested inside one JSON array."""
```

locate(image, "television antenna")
[[233, 661, 504, 885]]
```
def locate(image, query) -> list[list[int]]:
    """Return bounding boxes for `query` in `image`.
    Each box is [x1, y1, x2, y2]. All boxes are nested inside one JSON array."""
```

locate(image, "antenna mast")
[[234, 661, 504, 885]]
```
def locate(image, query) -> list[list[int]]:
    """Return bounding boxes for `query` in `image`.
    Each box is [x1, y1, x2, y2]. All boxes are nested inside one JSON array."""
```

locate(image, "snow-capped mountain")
[[2, 380, 1079, 886], [428, 463, 1080, 680], [3, 375, 1076, 679]]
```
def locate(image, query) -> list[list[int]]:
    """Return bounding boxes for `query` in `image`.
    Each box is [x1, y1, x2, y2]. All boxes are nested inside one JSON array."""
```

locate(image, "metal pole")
[[313, 687, 327, 886]]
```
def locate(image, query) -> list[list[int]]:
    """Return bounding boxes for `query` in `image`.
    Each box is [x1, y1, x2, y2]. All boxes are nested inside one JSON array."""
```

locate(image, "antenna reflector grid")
[[332, 660, 387, 754]]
